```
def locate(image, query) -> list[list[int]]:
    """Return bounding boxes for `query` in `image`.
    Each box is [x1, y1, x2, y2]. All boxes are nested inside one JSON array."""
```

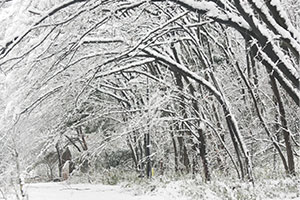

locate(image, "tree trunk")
[[171, 43, 191, 173], [269, 75, 295, 175], [197, 127, 210, 181], [55, 142, 62, 178], [127, 135, 138, 170], [184, 76, 211, 181], [76, 126, 88, 151], [144, 130, 151, 178], [143, 47, 254, 181], [232, 51, 289, 174], [170, 130, 179, 172]]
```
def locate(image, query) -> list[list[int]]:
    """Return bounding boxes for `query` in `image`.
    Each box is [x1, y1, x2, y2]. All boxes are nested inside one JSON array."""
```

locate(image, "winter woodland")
[[0, 0, 299, 199]]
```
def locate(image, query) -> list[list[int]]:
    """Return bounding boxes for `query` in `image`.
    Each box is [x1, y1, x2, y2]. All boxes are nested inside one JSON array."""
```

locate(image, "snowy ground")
[[5, 182, 190, 200], [3, 177, 300, 200]]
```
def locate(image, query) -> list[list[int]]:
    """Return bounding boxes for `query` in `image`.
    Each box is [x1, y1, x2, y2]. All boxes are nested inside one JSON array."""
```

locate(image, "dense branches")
[[0, 0, 299, 185]]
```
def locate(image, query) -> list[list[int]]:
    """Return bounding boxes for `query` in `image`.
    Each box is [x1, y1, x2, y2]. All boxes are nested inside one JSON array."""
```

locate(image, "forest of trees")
[[0, 0, 299, 196]]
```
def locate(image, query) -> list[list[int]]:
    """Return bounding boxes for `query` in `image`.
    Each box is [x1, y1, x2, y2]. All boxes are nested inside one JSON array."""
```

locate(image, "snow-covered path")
[[18, 182, 186, 200]]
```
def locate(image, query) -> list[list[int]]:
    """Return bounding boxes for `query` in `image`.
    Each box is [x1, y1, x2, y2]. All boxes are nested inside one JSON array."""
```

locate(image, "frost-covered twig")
[[0, 0, 87, 59]]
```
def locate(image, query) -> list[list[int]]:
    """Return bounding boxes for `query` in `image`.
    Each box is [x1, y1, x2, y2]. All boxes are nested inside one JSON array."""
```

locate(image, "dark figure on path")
[[59, 147, 75, 180], [62, 146, 72, 165]]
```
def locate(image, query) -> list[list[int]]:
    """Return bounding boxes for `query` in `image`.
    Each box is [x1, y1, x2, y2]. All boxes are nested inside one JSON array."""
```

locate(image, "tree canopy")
[[0, 0, 299, 187]]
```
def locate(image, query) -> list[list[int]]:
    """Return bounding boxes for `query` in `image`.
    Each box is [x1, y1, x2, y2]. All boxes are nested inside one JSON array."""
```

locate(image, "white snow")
[[270, 0, 300, 42], [96, 58, 155, 78], [3, 176, 300, 200], [82, 37, 124, 44], [141, 47, 223, 101], [5, 182, 189, 200], [176, 0, 250, 30]]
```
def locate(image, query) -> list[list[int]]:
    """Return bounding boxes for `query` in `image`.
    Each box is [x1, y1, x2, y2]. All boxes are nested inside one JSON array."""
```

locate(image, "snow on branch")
[[233, 0, 299, 90], [28, 7, 42, 16], [248, 0, 300, 55], [0, 0, 86, 59], [99, 83, 130, 91], [15, 86, 63, 124], [123, 69, 167, 84], [267, 0, 300, 43], [1, 27, 57, 72], [162, 0, 251, 31], [96, 58, 155, 78], [141, 47, 223, 102], [258, 47, 300, 105], [82, 37, 124, 44], [94, 88, 130, 105], [116, 1, 146, 13]]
